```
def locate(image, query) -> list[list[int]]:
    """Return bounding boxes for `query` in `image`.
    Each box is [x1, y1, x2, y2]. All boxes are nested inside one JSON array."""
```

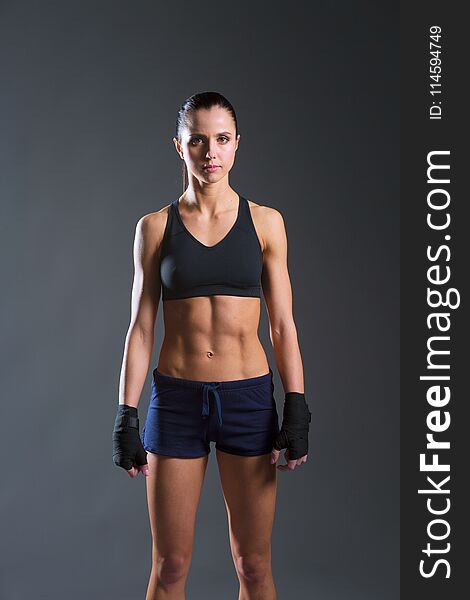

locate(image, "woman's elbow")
[[270, 318, 297, 340]]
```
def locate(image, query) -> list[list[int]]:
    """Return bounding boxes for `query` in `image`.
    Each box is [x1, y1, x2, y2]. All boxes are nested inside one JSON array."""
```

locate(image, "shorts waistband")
[[153, 366, 273, 391]]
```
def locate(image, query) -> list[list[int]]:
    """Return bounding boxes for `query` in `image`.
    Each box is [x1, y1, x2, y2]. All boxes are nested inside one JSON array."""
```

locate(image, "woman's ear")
[[173, 137, 184, 159]]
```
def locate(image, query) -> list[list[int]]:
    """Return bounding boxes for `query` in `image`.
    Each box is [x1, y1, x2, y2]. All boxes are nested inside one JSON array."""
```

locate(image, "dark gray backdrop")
[[1, 1, 399, 598]]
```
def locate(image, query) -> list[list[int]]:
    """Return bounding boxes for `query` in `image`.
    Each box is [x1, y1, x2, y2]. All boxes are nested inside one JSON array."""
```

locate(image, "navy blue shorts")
[[141, 366, 280, 458]]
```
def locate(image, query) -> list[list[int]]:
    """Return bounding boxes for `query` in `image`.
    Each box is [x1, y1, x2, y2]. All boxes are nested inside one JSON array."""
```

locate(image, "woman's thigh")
[[216, 449, 277, 556], [146, 451, 209, 558]]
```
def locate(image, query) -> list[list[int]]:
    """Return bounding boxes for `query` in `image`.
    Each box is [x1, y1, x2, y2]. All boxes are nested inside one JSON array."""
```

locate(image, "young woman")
[[113, 91, 311, 600]]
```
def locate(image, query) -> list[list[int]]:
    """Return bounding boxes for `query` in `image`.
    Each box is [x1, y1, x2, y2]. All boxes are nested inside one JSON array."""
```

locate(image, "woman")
[[113, 91, 311, 600]]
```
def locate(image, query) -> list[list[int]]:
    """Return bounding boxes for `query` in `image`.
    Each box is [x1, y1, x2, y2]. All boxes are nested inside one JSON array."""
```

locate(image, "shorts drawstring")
[[202, 382, 223, 428]]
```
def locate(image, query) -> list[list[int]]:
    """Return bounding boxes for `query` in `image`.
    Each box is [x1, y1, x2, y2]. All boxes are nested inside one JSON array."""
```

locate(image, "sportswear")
[[273, 392, 312, 459], [159, 194, 263, 301], [141, 367, 279, 457], [112, 404, 148, 471]]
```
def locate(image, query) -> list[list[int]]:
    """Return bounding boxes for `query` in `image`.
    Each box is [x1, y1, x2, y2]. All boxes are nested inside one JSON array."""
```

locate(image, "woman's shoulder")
[[245, 197, 285, 229], [245, 197, 286, 252], [134, 202, 173, 246]]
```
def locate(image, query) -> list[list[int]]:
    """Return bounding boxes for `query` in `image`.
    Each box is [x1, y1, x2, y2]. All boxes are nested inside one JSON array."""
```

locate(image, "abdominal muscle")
[[156, 295, 270, 381]]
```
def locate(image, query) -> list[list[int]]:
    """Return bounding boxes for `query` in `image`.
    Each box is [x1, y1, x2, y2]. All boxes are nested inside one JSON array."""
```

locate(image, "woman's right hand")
[[112, 404, 149, 478]]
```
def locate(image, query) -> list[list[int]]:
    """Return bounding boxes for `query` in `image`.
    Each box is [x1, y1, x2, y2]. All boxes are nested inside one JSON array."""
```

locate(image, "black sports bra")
[[159, 195, 263, 301]]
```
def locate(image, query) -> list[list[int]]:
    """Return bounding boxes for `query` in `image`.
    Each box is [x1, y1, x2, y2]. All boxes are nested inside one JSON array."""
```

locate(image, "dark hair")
[[175, 91, 239, 192]]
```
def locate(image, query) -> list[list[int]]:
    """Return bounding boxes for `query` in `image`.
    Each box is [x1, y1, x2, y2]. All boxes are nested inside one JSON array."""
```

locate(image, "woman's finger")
[[270, 448, 280, 464]]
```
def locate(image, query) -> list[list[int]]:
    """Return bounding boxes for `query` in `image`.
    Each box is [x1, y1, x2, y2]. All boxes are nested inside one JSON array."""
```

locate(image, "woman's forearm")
[[270, 321, 304, 394], [118, 325, 155, 408]]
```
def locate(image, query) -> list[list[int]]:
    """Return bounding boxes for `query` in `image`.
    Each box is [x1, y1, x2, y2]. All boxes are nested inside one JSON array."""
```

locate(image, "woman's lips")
[[203, 165, 220, 172]]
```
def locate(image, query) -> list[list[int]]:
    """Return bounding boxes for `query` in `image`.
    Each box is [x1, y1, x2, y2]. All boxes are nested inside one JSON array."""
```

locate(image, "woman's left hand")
[[270, 447, 307, 471]]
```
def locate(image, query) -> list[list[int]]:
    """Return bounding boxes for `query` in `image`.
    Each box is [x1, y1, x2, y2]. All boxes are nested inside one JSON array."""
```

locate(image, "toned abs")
[[157, 295, 269, 381]]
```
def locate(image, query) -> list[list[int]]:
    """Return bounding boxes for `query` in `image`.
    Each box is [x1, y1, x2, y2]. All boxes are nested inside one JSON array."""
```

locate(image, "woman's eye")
[[189, 136, 229, 145]]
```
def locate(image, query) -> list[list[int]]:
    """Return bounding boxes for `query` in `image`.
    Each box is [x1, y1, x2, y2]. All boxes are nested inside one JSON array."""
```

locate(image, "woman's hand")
[[272, 391, 312, 469], [270, 447, 308, 471], [113, 404, 149, 478]]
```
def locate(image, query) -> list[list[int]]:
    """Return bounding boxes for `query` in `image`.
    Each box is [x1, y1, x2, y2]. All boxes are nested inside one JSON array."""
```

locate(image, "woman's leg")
[[145, 452, 209, 600], [216, 449, 278, 600]]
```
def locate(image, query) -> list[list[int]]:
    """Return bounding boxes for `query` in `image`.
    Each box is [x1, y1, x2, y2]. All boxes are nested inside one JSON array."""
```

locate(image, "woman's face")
[[174, 106, 240, 183]]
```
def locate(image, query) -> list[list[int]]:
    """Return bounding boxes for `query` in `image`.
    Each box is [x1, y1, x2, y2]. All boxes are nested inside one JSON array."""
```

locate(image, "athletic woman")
[[113, 91, 311, 600]]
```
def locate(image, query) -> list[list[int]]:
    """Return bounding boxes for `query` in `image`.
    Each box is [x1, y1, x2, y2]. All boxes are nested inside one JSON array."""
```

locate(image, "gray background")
[[0, 1, 399, 598]]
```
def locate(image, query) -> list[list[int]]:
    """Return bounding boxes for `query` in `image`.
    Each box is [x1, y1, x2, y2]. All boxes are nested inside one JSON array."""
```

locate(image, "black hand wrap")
[[112, 404, 148, 471], [273, 392, 312, 460]]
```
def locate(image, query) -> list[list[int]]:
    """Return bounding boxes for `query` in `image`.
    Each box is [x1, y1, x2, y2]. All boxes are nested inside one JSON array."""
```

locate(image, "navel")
[[206, 350, 214, 358]]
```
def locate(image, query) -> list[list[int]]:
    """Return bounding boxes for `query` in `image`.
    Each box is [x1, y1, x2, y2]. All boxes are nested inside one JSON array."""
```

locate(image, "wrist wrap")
[[273, 392, 312, 460], [112, 404, 148, 471]]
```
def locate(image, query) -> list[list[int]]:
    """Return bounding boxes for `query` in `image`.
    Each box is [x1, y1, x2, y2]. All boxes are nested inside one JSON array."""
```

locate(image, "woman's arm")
[[260, 206, 304, 394], [259, 205, 310, 468], [118, 210, 166, 408]]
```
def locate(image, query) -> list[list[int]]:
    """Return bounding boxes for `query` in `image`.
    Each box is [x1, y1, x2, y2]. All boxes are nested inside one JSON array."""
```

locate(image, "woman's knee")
[[153, 553, 191, 586], [234, 552, 271, 583]]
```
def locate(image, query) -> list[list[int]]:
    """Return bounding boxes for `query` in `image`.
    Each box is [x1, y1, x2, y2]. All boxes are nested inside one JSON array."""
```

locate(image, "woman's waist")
[[160, 329, 263, 352], [157, 339, 269, 381]]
